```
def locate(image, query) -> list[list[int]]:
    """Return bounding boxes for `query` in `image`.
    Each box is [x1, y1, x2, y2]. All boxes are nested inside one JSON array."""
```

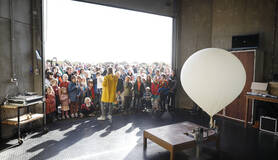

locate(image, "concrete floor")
[[0, 109, 278, 160]]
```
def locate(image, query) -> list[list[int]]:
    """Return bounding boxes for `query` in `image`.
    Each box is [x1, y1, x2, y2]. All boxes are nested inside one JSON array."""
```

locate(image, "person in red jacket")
[[51, 79, 60, 119], [80, 97, 95, 118], [158, 74, 169, 112], [59, 74, 69, 92], [46, 86, 56, 122], [151, 76, 160, 112]]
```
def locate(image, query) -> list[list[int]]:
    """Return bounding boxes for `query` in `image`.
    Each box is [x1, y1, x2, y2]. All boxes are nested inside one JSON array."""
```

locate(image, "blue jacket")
[[158, 87, 169, 96], [68, 82, 80, 102]]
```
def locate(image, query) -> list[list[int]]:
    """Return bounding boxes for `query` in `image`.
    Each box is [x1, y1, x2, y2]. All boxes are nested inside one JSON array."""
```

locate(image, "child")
[[59, 87, 70, 119], [68, 75, 80, 118], [80, 97, 95, 118], [122, 76, 133, 114], [50, 79, 60, 119], [45, 86, 56, 122], [151, 76, 160, 112], [85, 79, 95, 102], [59, 74, 69, 89], [77, 76, 87, 115], [143, 87, 152, 112]]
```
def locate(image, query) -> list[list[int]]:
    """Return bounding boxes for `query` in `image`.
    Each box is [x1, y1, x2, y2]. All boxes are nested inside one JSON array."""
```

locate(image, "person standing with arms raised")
[[97, 67, 118, 121]]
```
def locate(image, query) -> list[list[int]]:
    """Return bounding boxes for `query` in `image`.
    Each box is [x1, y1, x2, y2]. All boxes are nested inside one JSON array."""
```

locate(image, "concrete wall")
[[176, 0, 278, 108], [0, 0, 41, 139]]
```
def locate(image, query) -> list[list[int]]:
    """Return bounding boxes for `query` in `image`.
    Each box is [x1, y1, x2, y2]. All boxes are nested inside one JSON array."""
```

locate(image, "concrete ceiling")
[[74, 0, 175, 17]]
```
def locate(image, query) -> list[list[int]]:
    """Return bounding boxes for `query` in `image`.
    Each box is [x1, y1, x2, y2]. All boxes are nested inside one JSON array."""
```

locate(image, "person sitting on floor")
[[80, 97, 96, 118]]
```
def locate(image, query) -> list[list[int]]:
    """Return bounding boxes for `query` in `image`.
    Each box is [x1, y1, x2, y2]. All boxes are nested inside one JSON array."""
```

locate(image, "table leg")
[[170, 148, 174, 160], [143, 136, 147, 150], [43, 101, 46, 130], [17, 107, 20, 137], [17, 107, 22, 144], [244, 97, 249, 128], [196, 144, 200, 158]]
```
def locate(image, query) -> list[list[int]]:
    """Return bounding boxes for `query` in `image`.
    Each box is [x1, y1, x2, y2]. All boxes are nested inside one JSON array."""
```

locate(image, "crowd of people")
[[44, 61, 177, 122]]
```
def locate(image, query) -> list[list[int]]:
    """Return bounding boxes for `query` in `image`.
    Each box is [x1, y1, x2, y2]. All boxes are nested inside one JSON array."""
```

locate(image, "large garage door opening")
[[44, 0, 173, 67]]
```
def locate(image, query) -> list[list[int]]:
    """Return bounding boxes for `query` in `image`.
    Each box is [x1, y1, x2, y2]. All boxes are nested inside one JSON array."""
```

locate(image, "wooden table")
[[245, 94, 278, 128], [143, 122, 219, 160]]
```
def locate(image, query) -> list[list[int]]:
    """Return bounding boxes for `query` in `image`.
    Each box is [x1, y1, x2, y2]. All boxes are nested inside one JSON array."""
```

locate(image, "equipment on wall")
[[232, 33, 259, 50], [34, 50, 42, 75]]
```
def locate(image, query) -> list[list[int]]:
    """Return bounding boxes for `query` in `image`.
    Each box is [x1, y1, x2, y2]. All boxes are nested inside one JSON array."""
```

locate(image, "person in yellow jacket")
[[97, 67, 118, 121]]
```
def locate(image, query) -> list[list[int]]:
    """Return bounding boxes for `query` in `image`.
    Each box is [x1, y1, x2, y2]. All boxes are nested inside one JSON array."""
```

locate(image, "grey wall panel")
[[13, 22, 33, 93], [0, 0, 10, 19], [0, 20, 18, 139], [13, 0, 31, 24], [75, 0, 174, 17], [0, 0, 31, 23], [0, 21, 12, 101]]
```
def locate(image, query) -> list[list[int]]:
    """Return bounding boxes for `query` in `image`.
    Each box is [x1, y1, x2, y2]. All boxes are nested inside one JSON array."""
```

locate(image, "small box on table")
[[251, 82, 268, 94]]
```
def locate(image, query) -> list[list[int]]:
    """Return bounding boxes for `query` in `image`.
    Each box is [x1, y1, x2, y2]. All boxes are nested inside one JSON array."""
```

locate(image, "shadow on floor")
[[1, 109, 278, 160], [25, 110, 192, 160]]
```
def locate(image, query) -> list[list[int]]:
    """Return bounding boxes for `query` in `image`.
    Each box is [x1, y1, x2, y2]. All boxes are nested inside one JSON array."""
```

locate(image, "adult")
[[168, 70, 177, 111], [122, 76, 133, 114], [155, 69, 160, 79], [95, 71, 104, 107], [116, 71, 124, 108], [145, 74, 152, 89], [66, 66, 73, 81], [97, 67, 118, 121], [53, 66, 62, 84], [158, 74, 169, 112], [133, 75, 145, 112], [45, 71, 54, 89]]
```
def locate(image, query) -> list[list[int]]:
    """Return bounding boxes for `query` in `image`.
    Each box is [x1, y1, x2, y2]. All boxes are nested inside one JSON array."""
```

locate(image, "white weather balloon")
[[180, 48, 246, 122]]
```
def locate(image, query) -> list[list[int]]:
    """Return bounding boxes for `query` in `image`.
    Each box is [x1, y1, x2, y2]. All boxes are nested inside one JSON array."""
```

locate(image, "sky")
[[45, 0, 173, 64]]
